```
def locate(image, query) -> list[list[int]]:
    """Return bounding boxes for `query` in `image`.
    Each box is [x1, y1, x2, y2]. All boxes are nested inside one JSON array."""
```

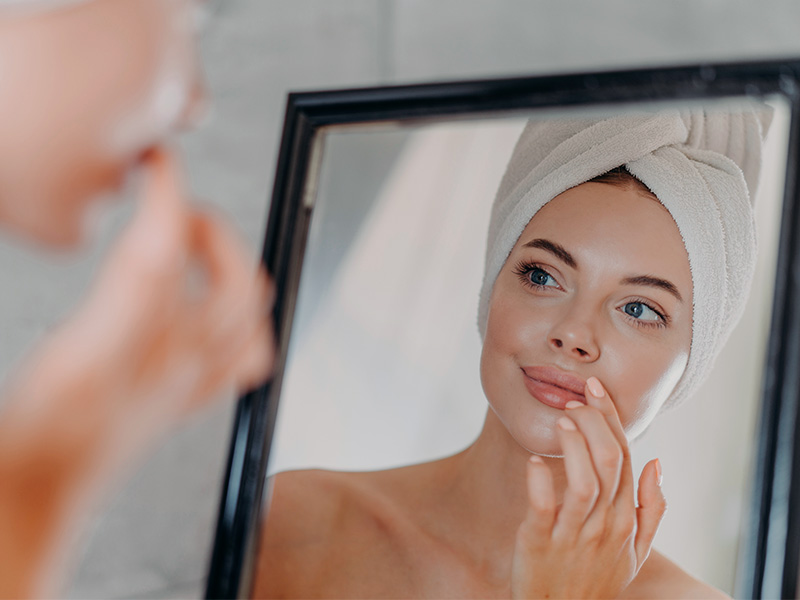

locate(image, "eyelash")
[[512, 260, 669, 329], [513, 260, 558, 290], [624, 297, 669, 329]]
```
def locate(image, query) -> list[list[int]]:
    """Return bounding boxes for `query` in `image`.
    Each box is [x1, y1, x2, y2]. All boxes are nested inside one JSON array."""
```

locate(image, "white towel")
[[478, 104, 772, 410]]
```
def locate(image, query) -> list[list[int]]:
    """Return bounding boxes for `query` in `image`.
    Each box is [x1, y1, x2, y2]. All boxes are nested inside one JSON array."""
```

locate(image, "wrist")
[[0, 326, 117, 496]]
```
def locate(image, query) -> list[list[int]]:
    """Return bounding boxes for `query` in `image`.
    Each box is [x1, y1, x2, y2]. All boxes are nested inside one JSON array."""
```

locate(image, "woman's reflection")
[[254, 107, 770, 598]]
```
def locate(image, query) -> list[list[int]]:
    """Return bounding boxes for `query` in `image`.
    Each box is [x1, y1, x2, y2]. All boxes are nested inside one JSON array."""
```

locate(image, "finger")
[[220, 278, 275, 392], [186, 212, 261, 345], [235, 316, 275, 391], [188, 284, 272, 397], [517, 456, 557, 548], [184, 313, 274, 411], [189, 210, 255, 297], [179, 250, 273, 400], [553, 417, 599, 539], [585, 378, 636, 508], [584, 377, 626, 449], [87, 147, 190, 339], [564, 401, 623, 506], [122, 146, 189, 275], [634, 458, 667, 565]]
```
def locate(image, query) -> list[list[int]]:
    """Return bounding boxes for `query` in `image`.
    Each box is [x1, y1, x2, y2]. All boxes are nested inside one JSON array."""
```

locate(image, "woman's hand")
[[5, 146, 275, 480], [511, 377, 666, 599], [0, 147, 275, 597]]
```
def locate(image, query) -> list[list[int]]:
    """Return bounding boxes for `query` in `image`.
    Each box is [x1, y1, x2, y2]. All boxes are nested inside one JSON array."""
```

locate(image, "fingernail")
[[587, 376, 604, 398], [655, 458, 663, 486], [565, 400, 583, 409], [557, 417, 577, 431], [529, 455, 544, 465]]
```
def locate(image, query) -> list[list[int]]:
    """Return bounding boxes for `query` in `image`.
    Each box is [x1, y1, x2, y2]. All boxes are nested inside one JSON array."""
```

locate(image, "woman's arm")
[[0, 148, 274, 598]]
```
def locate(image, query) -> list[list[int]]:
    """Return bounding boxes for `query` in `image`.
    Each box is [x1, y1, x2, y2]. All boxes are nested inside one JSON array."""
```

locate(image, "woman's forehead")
[[519, 182, 692, 287]]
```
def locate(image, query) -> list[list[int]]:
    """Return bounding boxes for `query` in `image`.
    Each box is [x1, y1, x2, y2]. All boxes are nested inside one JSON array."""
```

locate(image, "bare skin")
[[256, 458, 723, 599], [0, 1, 273, 597], [253, 182, 727, 599]]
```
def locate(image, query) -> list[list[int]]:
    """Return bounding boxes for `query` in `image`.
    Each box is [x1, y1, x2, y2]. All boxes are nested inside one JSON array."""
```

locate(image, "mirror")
[[206, 64, 800, 600]]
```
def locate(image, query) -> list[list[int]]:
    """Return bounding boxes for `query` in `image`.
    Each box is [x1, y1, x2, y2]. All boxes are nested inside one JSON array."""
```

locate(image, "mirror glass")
[[259, 97, 790, 595]]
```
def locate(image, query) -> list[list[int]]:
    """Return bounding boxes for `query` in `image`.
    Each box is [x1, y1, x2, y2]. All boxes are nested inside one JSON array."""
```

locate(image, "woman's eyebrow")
[[521, 238, 577, 268], [521, 239, 683, 302], [622, 275, 683, 302]]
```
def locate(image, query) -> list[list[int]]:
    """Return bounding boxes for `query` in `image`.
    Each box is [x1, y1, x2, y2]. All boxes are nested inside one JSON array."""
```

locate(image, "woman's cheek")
[[480, 285, 554, 408], [606, 338, 690, 439]]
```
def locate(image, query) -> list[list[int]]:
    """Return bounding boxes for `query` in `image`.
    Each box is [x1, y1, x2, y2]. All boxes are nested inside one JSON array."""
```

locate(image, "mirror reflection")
[[254, 98, 789, 597]]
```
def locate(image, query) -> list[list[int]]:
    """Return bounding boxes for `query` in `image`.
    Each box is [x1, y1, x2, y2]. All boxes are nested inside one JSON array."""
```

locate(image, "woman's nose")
[[547, 308, 600, 362]]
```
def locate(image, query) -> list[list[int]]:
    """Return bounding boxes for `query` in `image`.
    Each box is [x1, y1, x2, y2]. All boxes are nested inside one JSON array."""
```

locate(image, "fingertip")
[[124, 146, 188, 263], [237, 330, 275, 392], [643, 458, 663, 487], [141, 144, 178, 172], [526, 455, 547, 490], [586, 376, 605, 398], [584, 379, 611, 413], [557, 416, 577, 431], [139, 145, 187, 210], [525, 455, 555, 515], [638, 459, 667, 509]]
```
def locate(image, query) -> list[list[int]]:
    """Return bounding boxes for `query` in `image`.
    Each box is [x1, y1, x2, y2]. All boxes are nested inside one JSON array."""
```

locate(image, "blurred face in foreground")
[[0, 0, 206, 246], [480, 182, 694, 456]]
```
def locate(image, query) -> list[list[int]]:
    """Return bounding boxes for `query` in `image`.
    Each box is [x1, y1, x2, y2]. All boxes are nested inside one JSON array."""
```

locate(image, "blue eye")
[[528, 267, 557, 287], [512, 261, 560, 291], [623, 301, 661, 322]]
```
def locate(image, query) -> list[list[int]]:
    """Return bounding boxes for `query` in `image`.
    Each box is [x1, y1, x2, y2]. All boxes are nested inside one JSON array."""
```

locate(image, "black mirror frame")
[[205, 60, 800, 599]]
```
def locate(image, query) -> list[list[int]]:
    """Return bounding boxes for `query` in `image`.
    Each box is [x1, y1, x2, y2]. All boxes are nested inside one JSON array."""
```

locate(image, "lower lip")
[[522, 373, 585, 410]]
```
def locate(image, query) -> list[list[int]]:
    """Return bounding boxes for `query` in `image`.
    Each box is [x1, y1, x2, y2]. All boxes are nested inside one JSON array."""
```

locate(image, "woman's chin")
[[529, 448, 565, 459], [508, 427, 564, 459], [1, 213, 87, 251], [520, 439, 564, 459]]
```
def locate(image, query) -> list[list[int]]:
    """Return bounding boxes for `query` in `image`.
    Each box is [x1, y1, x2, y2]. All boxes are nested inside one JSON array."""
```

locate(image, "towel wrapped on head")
[[478, 104, 772, 410]]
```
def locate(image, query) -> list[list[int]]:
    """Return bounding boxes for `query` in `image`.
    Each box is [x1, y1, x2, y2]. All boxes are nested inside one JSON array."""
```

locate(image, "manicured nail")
[[655, 458, 663, 486], [565, 400, 583, 409], [529, 455, 544, 465], [557, 417, 577, 431], [587, 376, 604, 398]]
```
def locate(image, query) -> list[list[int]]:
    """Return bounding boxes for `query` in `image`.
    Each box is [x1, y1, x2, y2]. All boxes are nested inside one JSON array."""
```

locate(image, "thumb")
[[634, 458, 667, 566]]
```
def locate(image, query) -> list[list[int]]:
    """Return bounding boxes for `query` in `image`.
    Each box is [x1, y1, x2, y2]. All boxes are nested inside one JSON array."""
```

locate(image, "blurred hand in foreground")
[[0, 147, 275, 598]]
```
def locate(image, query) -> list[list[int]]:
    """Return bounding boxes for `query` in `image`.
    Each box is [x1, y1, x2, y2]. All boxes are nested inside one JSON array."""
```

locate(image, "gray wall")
[[0, 1, 790, 597]]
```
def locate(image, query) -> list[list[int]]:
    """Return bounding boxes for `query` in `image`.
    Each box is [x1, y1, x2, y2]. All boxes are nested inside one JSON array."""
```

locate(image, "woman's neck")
[[427, 409, 569, 561]]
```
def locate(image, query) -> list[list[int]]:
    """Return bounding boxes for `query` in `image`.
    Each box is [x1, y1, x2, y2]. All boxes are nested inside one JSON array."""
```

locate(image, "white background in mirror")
[[268, 100, 789, 594]]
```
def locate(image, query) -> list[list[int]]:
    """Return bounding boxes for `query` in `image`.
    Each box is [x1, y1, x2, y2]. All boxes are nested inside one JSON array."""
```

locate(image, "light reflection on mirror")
[[263, 98, 789, 594]]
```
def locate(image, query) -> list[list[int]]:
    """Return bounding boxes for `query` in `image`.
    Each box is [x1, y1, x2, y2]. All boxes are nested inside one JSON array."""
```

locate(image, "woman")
[[0, 0, 273, 597], [254, 108, 769, 598]]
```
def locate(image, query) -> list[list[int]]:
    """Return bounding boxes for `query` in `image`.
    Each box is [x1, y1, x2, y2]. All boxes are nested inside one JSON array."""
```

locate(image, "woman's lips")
[[521, 366, 587, 410]]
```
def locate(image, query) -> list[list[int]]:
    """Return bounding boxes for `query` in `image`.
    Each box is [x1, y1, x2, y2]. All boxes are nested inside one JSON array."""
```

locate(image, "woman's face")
[[0, 0, 205, 246], [480, 181, 693, 456]]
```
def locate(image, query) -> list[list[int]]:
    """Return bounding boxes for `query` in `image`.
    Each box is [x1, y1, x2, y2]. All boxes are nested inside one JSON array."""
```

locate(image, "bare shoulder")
[[251, 467, 423, 598], [252, 469, 350, 597], [255, 469, 357, 559], [624, 550, 730, 599]]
